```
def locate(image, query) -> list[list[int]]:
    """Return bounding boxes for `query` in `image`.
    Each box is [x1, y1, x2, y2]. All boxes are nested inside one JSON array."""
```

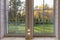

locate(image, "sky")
[[21, 0, 54, 8], [34, 0, 54, 7], [9, 0, 54, 8]]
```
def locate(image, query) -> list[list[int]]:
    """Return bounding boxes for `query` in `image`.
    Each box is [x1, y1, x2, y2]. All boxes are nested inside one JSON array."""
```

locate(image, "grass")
[[8, 24, 54, 34], [8, 24, 25, 34], [34, 24, 54, 34]]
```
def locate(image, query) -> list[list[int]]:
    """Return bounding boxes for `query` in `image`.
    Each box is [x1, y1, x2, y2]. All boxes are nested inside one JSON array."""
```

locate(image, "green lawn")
[[8, 24, 54, 34], [8, 24, 25, 34], [34, 24, 54, 34]]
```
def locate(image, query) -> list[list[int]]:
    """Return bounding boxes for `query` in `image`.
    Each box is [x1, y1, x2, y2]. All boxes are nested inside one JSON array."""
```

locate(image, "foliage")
[[34, 4, 53, 24], [8, 0, 53, 24], [8, 0, 24, 21]]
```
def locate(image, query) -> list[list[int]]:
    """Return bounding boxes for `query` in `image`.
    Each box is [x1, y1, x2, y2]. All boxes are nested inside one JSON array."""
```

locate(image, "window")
[[5, 0, 55, 37], [7, 0, 26, 35], [34, 0, 55, 36]]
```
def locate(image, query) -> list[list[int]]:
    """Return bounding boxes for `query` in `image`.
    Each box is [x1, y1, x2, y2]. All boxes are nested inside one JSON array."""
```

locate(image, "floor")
[[1, 37, 56, 40]]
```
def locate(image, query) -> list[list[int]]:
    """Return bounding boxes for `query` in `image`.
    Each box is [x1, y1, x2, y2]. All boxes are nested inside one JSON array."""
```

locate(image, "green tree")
[[8, 0, 23, 21]]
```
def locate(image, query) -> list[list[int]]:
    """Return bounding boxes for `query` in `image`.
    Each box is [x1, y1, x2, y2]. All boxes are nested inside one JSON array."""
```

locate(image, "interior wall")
[[0, 0, 4, 39]]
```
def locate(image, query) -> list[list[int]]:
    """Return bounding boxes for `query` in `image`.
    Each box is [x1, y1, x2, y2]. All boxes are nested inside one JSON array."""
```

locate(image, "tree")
[[8, 0, 23, 21], [34, 4, 53, 24]]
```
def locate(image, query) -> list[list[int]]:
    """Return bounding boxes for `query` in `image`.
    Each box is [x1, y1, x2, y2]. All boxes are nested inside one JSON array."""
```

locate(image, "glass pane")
[[8, 0, 26, 34], [34, 0, 44, 34], [34, 0, 54, 34], [43, 0, 54, 34]]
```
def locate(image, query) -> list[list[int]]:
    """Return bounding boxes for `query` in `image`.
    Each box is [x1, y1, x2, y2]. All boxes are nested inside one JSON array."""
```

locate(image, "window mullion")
[[25, 0, 33, 39]]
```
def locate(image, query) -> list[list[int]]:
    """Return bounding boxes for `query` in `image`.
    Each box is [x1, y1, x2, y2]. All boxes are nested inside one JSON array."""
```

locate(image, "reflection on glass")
[[34, 0, 54, 34], [8, 0, 25, 34]]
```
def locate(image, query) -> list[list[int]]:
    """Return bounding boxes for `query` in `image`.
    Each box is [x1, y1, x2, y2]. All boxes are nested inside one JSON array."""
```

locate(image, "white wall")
[[0, 0, 4, 39]]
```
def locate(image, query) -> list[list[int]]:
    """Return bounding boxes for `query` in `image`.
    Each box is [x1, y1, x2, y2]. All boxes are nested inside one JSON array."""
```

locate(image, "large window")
[[7, 0, 55, 36]]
